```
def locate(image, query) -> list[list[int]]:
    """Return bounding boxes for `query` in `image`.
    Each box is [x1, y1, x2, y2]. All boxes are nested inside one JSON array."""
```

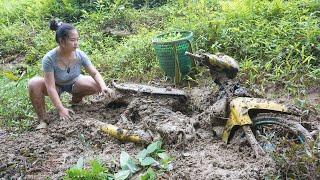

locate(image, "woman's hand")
[[101, 87, 116, 99], [58, 107, 74, 120]]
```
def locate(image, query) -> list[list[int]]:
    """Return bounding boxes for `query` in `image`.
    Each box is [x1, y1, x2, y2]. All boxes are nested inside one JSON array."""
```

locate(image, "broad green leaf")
[[76, 156, 84, 169], [120, 151, 130, 169], [137, 149, 148, 162], [140, 168, 156, 180], [140, 173, 149, 180], [120, 151, 138, 173], [146, 141, 162, 154], [157, 152, 170, 160], [114, 170, 130, 180], [141, 157, 157, 166], [126, 160, 139, 173]]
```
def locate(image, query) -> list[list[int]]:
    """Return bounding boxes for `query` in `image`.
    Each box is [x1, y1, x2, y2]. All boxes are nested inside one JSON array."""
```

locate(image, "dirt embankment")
[[0, 84, 318, 179]]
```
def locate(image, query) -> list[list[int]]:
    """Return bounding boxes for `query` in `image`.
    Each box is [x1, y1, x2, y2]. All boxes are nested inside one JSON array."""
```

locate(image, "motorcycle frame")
[[222, 97, 294, 143]]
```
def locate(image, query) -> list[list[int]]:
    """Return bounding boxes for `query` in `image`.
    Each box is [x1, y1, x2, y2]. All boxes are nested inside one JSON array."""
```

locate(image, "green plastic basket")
[[152, 31, 193, 83]]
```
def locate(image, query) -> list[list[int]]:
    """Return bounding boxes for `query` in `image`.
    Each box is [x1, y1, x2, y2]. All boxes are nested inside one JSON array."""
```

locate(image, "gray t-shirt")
[[42, 48, 92, 85]]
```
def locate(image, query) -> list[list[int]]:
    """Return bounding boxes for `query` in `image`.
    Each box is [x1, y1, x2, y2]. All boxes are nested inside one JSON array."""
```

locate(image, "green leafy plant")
[[136, 141, 172, 170], [114, 151, 139, 180], [157, 31, 183, 42], [115, 141, 173, 180], [64, 157, 113, 180], [64, 141, 172, 180], [140, 168, 156, 180]]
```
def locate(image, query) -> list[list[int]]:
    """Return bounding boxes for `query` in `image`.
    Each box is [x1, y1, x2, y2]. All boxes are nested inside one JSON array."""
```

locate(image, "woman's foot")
[[36, 121, 48, 130]]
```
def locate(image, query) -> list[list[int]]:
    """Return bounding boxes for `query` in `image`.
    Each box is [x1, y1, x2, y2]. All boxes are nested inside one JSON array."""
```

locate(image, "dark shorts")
[[57, 83, 75, 95], [56, 75, 83, 95]]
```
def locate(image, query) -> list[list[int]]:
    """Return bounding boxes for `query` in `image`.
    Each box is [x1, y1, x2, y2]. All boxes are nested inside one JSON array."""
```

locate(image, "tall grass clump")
[[0, 77, 34, 132], [217, 0, 319, 92], [267, 138, 320, 179], [162, 0, 319, 94]]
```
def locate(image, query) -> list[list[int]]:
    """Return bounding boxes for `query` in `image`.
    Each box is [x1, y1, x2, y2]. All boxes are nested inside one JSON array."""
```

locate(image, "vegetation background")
[[0, 0, 319, 178], [0, 0, 319, 135]]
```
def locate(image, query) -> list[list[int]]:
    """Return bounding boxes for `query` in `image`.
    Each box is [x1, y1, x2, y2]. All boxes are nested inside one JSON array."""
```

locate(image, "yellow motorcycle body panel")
[[222, 97, 289, 143]]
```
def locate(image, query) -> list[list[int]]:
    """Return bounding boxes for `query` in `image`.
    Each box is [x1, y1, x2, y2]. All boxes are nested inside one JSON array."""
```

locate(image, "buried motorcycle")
[[93, 51, 313, 157], [185, 51, 313, 157]]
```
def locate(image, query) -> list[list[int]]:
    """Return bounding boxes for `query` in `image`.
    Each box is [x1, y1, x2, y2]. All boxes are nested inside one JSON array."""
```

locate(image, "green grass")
[[64, 158, 112, 180], [0, 77, 34, 132]]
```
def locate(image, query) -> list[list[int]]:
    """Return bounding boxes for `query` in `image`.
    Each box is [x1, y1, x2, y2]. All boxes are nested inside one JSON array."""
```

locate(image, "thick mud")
[[0, 83, 318, 179]]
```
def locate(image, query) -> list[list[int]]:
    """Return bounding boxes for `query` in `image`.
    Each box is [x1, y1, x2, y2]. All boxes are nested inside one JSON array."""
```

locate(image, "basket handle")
[[173, 42, 181, 85], [185, 39, 196, 67]]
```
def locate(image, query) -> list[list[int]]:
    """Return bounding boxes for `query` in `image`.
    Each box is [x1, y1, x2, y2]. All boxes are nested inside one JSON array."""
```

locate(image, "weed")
[[0, 77, 34, 132], [267, 137, 320, 179], [115, 141, 172, 179], [64, 158, 113, 180], [64, 141, 172, 179]]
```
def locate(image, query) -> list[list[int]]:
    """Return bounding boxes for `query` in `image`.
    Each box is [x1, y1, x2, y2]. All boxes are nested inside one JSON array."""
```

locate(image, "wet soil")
[[0, 83, 319, 179]]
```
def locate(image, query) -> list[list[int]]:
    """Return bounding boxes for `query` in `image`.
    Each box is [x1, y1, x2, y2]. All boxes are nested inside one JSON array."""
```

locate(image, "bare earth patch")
[[0, 84, 318, 179]]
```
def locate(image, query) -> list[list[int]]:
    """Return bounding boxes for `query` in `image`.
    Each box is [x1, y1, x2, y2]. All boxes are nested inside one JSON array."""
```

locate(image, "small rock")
[[182, 152, 191, 157]]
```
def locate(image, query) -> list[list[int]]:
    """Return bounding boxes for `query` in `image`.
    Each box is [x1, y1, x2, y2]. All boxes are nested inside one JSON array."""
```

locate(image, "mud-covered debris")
[[1, 83, 316, 179], [116, 97, 196, 146], [112, 80, 187, 97]]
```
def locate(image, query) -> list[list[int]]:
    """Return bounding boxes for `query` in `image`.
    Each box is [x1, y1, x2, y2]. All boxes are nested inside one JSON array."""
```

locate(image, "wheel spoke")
[[252, 114, 307, 154]]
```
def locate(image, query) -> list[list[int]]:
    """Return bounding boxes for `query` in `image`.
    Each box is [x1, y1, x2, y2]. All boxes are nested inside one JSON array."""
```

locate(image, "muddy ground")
[[0, 82, 319, 179]]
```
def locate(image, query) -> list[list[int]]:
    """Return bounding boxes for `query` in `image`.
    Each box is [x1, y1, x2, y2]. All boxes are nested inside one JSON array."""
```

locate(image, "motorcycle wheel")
[[251, 113, 311, 153]]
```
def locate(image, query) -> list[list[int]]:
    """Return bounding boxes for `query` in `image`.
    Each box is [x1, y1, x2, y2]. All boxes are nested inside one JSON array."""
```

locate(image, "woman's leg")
[[71, 75, 100, 103], [28, 76, 49, 128]]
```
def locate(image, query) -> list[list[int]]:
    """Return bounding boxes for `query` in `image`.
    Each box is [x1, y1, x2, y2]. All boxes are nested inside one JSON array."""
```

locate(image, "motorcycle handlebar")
[[185, 51, 203, 60]]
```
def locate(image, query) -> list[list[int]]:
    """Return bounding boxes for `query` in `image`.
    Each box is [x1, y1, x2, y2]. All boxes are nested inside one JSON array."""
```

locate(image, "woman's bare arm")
[[44, 72, 64, 110], [84, 65, 107, 91], [84, 64, 115, 98], [44, 72, 73, 119]]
